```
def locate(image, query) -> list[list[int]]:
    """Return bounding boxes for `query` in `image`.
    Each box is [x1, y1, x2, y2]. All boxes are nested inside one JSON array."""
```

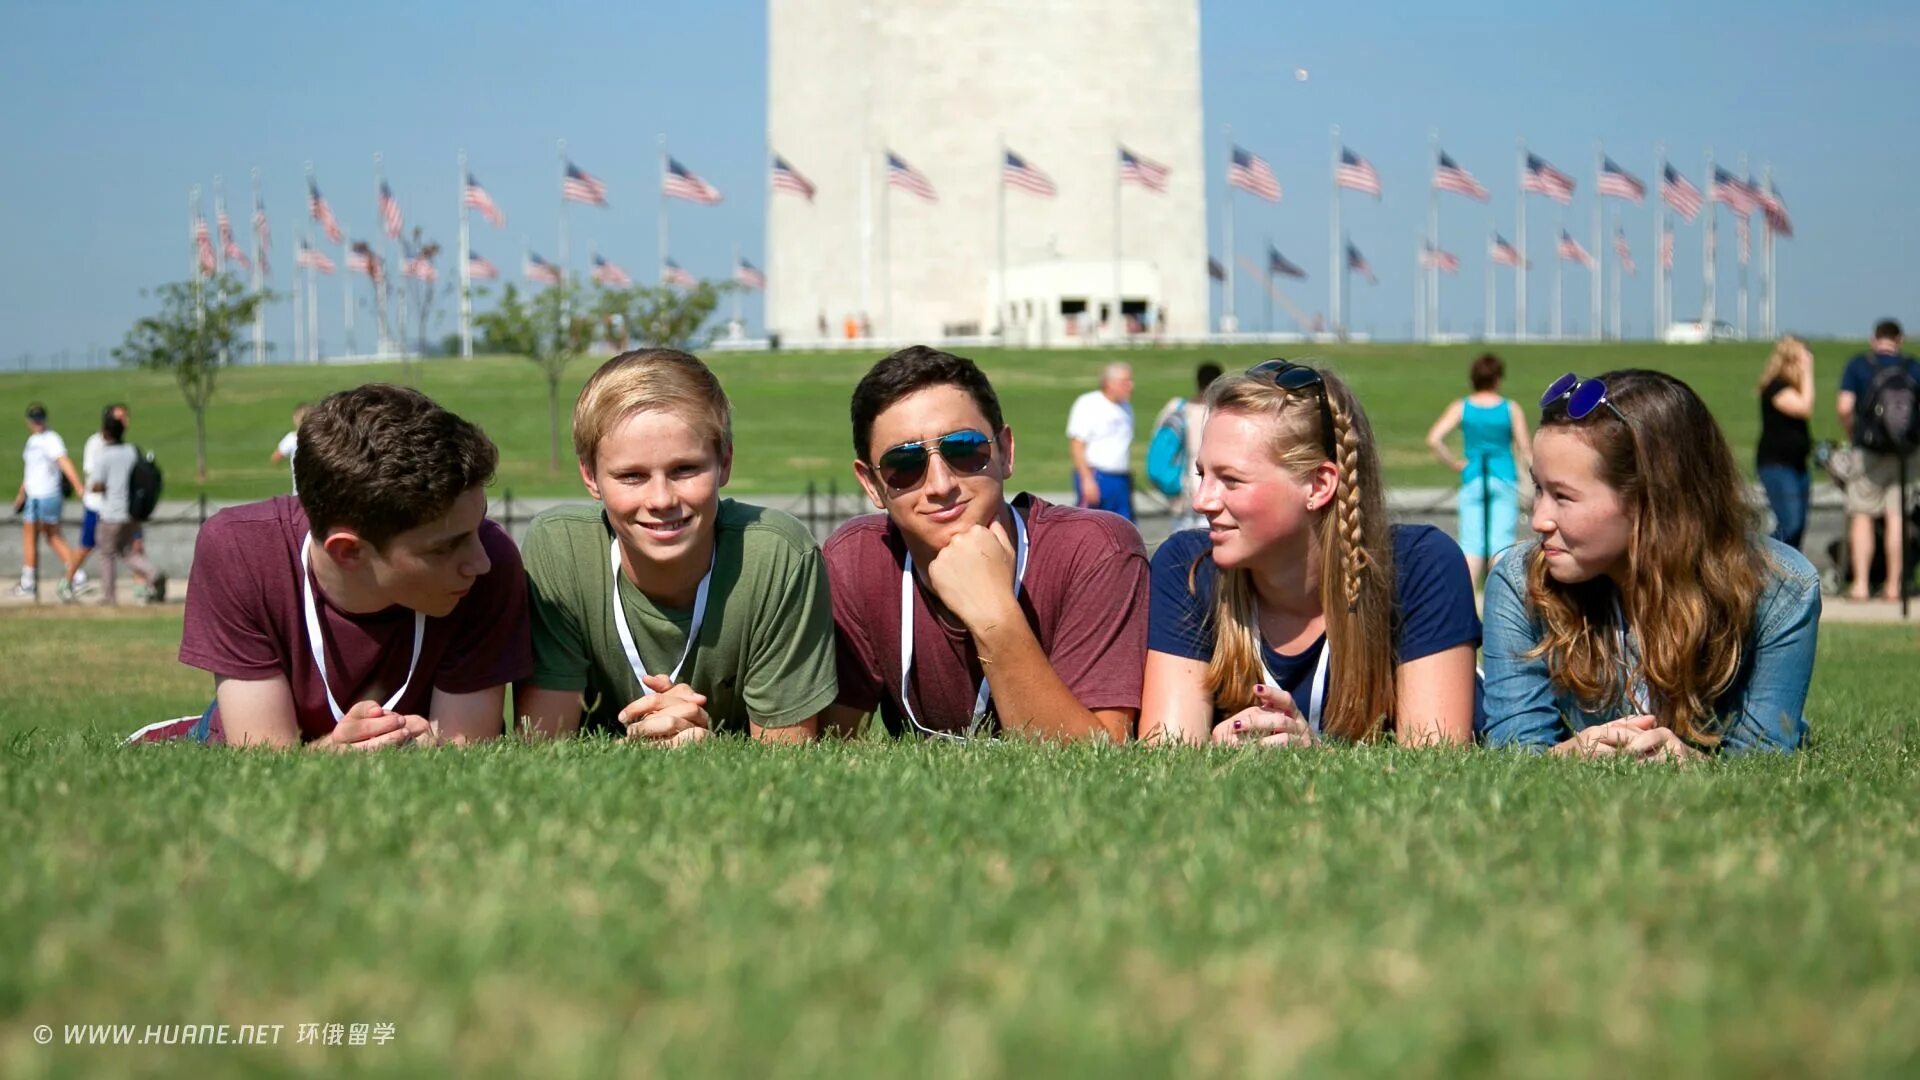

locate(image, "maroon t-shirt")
[[824, 493, 1149, 737], [179, 496, 533, 742]]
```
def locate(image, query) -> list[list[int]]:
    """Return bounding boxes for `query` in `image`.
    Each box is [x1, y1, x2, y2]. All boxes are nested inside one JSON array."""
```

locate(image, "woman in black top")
[[1756, 335, 1815, 549]]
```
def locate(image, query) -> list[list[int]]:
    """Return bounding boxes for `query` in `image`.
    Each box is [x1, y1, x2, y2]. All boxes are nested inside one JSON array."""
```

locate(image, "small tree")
[[114, 273, 267, 483], [592, 281, 726, 352], [473, 282, 592, 473], [400, 228, 444, 357]]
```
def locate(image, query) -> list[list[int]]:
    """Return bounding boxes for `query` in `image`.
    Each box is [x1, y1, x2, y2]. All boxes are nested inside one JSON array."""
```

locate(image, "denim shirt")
[[1481, 538, 1819, 753]]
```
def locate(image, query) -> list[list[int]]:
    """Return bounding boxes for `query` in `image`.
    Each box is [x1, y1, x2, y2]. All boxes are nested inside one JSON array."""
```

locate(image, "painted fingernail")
[[1233, 719, 1243, 731]]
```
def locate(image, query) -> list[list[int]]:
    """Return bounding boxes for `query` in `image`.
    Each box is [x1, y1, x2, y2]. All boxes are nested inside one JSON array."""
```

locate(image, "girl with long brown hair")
[[1139, 361, 1481, 746], [1482, 369, 1820, 759]]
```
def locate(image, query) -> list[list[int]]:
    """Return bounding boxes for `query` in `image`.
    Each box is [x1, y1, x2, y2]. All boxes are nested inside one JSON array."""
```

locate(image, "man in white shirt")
[[72, 403, 131, 597], [14, 403, 85, 599], [1066, 362, 1136, 522]]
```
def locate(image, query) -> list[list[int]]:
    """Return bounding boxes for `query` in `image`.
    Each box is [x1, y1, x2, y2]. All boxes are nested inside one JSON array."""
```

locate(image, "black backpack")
[[1856, 354, 1920, 454], [128, 447, 163, 523]]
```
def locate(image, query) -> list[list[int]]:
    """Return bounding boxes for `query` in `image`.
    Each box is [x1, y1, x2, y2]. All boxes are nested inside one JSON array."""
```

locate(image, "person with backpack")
[[1147, 362, 1222, 531], [87, 415, 163, 605], [1836, 319, 1920, 601]]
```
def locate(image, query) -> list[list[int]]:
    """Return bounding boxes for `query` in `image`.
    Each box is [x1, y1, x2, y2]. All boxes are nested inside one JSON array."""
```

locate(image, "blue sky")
[[2, 0, 1914, 360]]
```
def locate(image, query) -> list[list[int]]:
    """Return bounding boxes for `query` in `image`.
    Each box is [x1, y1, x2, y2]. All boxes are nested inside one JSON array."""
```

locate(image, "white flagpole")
[[1515, 137, 1527, 341], [372, 153, 388, 356], [1112, 139, 1122, 341], [1702, 147, 1716, 334], [1592, 144, 1604, 341], [1222, 125, 1236, 333], [997, 136, 1007, 340], [1484, 227, 1495, 341], [859, 148, 872, 334], [187, 185, 199, 286], [1413, 242, 1425, 341], [291, 234, 304, 366], [1737, 151, 1749, 341], [341, 219, 356, 355], [557, 140, 571, 324], [883, 146, 894, 339], [212, 175, 226, 277], [1762, 162, 1776, 337], [459, 149, 473, 358], [731, 242, 743, 327], [1552, 228, 1563, 341], [251, 168, 266, 364], [1427, 129, 1439, 342], [306, 231, 320, 361], [657, 134, 669, 284], [1654, 144, 1666, 335], [1329, 126, 1341, 336]]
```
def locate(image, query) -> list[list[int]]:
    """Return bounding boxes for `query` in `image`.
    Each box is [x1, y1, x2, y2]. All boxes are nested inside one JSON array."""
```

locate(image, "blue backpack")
[[1145, 399, 1189, 498]]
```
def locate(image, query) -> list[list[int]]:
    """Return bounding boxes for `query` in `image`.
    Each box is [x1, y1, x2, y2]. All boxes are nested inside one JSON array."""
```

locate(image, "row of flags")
[[290, 241, 766, 292], [1214, 225, 1663, 288]]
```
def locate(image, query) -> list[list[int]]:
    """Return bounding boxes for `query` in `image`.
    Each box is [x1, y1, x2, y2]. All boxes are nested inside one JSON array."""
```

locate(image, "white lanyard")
[[1255, 627, 1332, 734], [610, 536, 714, 695], [300, 534, 425, 725], [898, 508, 1030, 740], [1612, 594, 1651, 714]]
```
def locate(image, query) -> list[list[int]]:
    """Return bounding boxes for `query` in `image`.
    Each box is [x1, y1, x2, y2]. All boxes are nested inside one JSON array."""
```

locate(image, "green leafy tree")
[[591, 281, 726, 352], [113, 273, 268, 484], [473, 282, 593, 473]]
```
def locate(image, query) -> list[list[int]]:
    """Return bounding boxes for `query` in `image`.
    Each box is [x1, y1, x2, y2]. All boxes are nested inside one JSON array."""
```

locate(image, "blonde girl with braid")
[[1140, 361, 1483, 746]]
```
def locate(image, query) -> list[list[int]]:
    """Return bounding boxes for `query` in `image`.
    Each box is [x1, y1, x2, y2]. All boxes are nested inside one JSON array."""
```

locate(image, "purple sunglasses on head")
[[1540, 372, 1628, 423]]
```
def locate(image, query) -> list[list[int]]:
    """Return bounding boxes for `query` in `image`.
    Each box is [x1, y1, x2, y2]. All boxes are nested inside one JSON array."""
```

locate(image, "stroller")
[[1817, 441, 1920, 598]]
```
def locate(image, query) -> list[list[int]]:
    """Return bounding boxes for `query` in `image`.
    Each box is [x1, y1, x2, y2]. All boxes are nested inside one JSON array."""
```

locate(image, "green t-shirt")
[[523, 500, 837, 735]]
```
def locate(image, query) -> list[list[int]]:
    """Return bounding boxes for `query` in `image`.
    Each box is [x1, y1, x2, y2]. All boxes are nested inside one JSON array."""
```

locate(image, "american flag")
[[1489, 233, 1526, 268], [770, 155, 816, 201], [378, 181, 403, 239], [1556, 230, 1595, 269], [1118, 146, 1170, 193], [348, 245, 382, 280], [1003, 150, 1058, 197], [1660, 225, 1675, 270], [1422, 245, 1461, 273], [1432, 151, 1488, 201], [523, 251, 561, 285], [295, 241, 335, 274], [1597, 158, 1645, 203], [1267, 245, 1306, 279], [1711, 167, 1756, 218], [1737, 215, 1751, 263], [308, 179, 342, 244], [1661, 164, 1703, 222], [562, 161, 608, 206], [217, 206, 250, 270], [1335, 147, 1381, 197], [193, 213, 216, 276], [663, 158, 723, 205], [1346, 242, 1376, 283], [405, 252, 437, 282], [662, 258, 697, 288], [1760, 180, 1793, 238], [1228, 146, 1281, 202], [886, 151, 937, 201], [1207, 257, 1225, 282], [253, 195, 271, 277], [590, 253, 632, 288], [466, 251, 499, 280], [1523, 154, 1575, 204], [734, 257, 766, 290], [1614, 228, 1636, 275], [464, 173, 506, 228]]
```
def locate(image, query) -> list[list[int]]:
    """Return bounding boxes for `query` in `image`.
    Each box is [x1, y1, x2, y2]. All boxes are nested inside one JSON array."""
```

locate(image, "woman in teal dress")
[[1426, 353, 1532, 583]]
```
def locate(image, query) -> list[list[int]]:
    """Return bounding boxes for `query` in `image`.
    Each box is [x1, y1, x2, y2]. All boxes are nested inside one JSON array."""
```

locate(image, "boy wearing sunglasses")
[[512, 349, 835, 743], [820, 346, 1150, 741]]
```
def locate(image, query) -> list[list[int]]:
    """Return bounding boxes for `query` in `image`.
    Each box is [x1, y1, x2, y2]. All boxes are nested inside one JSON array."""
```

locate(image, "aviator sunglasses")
[[874, 429, 996, 491], [1540, 372, 1628, 423], [1247, 358, 1337, 460]]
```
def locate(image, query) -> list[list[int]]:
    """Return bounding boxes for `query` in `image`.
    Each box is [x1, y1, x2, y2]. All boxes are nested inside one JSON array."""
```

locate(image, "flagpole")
[[1762, 163, 1775, 337], [1737, 151, 1749, 341], [306, 231, 320, 361], [1341, 230, 1350, 337], [1654, 144, 1666, 336], [731, 242, 743, 328], [1112, 138, 1122, 342], [1592, 144, 1604, 342], [459, 149, 473, 359], [883, 146, 894, 340], [187, 185, 199, 286], [1552, 228, 1563, 342], [859, 147, 872, 335], [1427, 129, 1439, 342], [1413, 242, 1424, 342], [1223, 125, 1236, 333], [291, 234, 303, 366], [997, 135, 1007, 341], [1702, 147, 1716, 334], [372, 154, 389, 356], [1515, 137, 1527, 341], [555, 140, 572, 329], [251, 168, 266, 364], [1611, 218, 1622, 340], [1484, 227, 1495, 341], [657, 134, 669, 284], [1329, 126, 1341, 337]]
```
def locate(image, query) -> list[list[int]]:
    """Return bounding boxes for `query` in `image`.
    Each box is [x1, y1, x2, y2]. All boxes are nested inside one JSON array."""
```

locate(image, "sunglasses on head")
[[1247, 358, 1337, 460], [1540, 372, 1628, 423], [874, 428, 996, 492]]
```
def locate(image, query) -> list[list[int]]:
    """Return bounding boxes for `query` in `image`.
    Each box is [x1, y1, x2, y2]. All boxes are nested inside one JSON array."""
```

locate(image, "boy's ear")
[[319, 528, 369, 569], [716, 443, 734, 488], [997, 425, 1016, 482], [852, 459, 886, 510], [578, 457, 601, 501]]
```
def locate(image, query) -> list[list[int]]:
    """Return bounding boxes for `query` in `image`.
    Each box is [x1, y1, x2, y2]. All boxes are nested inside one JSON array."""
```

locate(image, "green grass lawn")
[[0, 341, 1866, 502], [3, 608, 1918, 1075]]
